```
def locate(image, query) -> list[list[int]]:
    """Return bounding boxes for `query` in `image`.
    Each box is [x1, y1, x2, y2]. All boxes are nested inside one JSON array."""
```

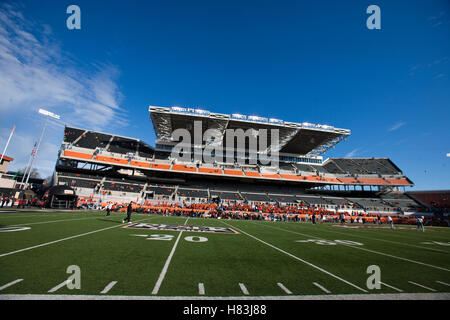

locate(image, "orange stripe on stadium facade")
[[386, 178, 411, 185], [244, 171, 260, 177], [224, 170, 244, 176], [95, 155, 128, 165], [172, 164, 197, 172], [130, 160, 151, 168], [64, 150, 93, 159]]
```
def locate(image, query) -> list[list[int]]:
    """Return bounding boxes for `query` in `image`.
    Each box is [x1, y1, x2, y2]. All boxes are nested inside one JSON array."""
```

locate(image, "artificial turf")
[[0, 209, 449, 298]]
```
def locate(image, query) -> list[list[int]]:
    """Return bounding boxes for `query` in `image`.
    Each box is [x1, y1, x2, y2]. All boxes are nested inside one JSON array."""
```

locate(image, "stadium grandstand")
[[48, 105, 434, 222]]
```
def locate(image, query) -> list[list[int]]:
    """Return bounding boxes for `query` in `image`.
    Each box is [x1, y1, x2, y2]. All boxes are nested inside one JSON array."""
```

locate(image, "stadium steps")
[[72, 129, 88, 145], [98, 176, 107, 193], [332, 160, 346, 174], [140, 182, 148, 198], [172, 185, 179, 200], [104, 135, 115, 151]]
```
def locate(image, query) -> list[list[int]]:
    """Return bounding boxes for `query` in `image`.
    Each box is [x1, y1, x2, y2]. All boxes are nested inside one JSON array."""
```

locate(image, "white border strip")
[[3, 292, 449, 300]]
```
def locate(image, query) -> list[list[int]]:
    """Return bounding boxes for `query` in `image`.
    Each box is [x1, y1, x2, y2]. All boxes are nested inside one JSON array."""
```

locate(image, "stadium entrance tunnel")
[[41, 185, 78, 209]]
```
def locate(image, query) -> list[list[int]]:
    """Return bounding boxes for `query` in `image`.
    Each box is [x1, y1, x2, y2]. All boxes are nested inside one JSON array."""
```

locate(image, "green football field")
[[0, 209, 449, 299]]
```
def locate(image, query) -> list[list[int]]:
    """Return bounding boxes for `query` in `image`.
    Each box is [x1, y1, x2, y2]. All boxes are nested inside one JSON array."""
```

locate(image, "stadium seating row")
[[62, 150, 412, 186], [59, 170, 420, 212]]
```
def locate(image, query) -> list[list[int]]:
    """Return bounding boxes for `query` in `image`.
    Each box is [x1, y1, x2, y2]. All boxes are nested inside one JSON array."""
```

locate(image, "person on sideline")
[[123, 202, 133, 223], [387, 215, 394, 229], [416, 216, 425, 232]]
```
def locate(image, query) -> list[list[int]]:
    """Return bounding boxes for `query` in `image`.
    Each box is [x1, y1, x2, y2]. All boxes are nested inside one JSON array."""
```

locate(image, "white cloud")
[[345, 149, 358, 158], [0, 3, 127, 128], [388, 121, 406, 132], [0, 2, 128, 177]]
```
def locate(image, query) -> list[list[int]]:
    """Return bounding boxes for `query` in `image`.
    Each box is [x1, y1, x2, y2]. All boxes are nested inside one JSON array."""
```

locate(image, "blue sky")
[[0, 0, 449, 190]]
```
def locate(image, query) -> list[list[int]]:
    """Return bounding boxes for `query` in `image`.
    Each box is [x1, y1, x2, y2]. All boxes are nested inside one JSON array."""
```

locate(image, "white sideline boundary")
[[1, 292, 449, 300]]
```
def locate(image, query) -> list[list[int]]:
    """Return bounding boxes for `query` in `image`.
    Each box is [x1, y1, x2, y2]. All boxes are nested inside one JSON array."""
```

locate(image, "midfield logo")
[[122, 223, 239, 234]]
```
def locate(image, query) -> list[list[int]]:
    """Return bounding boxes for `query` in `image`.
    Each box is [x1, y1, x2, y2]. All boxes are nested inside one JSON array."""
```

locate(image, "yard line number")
[[138, 234, 209, 243], [296, 239, 364, 246]]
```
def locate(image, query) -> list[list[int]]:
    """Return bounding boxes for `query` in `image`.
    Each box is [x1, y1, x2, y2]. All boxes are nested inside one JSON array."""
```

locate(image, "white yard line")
[[151, 230, 184, 295], [0, 217, 153, 258], [239, 283, 249, 295], [220, 221, 368, 293], [198, 283, 205, 295], [10, 216, 100, 227], [0, 279, 23, 291], [408, 281, 437, 292], [259, 223, 450, 272], [313, 282, 331, 294], [100, 281, 118, 294], [151, 217, 188, 295], [0, 214, 63, 219], [380, 281, 403, 292], [277, 282, 293, 295], [347, 246, 450, 272], [436, 280, 450, 287], [48, 280, 71, 293]]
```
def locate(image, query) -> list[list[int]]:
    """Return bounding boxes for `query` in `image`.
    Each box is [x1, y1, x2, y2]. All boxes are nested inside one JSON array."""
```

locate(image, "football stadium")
[[0, 106, 449, 301]]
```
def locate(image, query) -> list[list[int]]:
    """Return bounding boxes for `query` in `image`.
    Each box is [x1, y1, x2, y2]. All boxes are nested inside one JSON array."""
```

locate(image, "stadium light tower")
[[23, 109, 60, 189]]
